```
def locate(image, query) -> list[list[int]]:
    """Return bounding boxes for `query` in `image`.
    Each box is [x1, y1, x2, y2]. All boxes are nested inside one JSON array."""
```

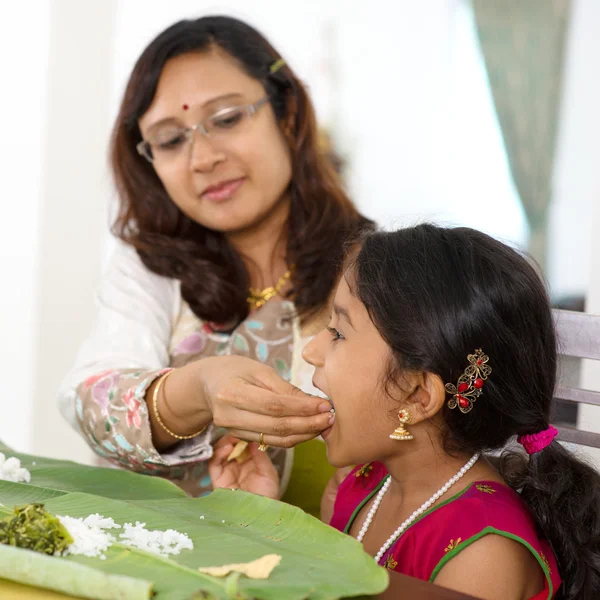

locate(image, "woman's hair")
[[111, 16, 371, 325], [352, 224, 600, 600]]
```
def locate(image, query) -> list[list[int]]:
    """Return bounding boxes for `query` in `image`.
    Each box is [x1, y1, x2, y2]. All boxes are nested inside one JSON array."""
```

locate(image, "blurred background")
[[1, 0, 599, 466]]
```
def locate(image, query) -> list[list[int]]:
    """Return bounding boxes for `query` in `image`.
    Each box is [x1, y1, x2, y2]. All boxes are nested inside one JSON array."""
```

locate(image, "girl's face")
[[303, 275, 407, 468], [138, 50, 293, 237]]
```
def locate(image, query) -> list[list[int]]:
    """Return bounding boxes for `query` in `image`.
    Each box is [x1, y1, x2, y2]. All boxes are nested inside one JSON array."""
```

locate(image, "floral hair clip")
[[445, 348, 492, 414]]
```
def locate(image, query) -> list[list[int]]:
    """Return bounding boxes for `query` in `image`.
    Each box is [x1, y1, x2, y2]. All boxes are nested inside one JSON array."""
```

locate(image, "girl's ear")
[[403, 371, 446, 424]]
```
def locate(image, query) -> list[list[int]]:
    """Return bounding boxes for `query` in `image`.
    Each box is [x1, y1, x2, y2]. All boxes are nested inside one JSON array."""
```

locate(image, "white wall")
[[568, 0, 600, 466], [555, 0, 600, 310], [27, 0, 116, 463], [578, 192, 600, 466], [549, 0, 598, 300], [0, 1, 50, 452]]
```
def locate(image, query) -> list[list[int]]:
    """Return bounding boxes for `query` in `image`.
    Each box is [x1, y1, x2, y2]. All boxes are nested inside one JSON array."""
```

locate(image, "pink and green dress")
[[330, 462, 561, 600]]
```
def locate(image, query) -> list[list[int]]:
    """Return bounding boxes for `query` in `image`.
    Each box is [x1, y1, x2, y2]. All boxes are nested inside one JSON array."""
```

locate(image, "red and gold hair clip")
[[445, 348, 492, 414]]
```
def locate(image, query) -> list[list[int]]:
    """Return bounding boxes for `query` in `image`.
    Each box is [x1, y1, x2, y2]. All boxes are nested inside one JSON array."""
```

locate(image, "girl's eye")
[[327, 326, 344, 342]]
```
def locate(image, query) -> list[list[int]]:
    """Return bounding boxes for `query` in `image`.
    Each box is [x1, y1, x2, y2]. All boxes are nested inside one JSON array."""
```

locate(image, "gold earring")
[[389, 409, 414, 441]]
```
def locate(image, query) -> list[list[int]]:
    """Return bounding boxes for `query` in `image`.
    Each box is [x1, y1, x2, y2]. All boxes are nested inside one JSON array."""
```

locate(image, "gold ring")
[[258, 432, 268, 452]]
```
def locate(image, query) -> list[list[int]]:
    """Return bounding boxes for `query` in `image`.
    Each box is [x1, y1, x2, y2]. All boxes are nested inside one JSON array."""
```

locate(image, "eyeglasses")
[[136, 97, 269, 164]]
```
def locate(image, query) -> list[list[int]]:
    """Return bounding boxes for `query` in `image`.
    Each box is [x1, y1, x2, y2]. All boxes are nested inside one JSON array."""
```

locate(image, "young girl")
[[208, 224, 600, 600]]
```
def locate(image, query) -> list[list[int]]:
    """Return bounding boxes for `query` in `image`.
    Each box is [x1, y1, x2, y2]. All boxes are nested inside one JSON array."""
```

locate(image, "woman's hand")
[[148, 356, 333, 451], [208, 435, 280, 499], [200, 356, 333, 447]]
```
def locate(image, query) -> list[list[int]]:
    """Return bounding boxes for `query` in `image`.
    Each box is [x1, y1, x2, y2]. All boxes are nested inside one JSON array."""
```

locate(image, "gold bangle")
[[152, 370, 207, 440]]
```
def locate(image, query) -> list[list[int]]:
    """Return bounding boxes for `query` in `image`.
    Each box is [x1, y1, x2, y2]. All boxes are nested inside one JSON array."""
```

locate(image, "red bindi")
[[182, 104, 189, 110]]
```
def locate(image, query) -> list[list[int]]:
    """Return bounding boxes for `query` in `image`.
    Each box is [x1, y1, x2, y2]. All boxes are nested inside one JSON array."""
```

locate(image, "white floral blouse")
[[58, 241, 329, 501]]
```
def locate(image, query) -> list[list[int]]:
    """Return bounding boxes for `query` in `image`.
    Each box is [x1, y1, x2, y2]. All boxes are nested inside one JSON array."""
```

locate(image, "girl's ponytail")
[[502, 442, 600, 599]]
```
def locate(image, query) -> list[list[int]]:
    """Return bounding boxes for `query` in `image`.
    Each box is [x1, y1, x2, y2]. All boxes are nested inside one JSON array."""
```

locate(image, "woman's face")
[[138, 50, 293, 236], [303, 275, 404, 468]]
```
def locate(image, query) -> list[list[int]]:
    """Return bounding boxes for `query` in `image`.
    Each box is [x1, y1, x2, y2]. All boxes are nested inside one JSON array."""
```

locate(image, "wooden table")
[[376, 570, 480, 599], [1, 571, 479, 600]]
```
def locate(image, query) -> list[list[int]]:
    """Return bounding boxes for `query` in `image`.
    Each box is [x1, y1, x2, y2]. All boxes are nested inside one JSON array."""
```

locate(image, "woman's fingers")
[[225, 429, 324, 449], [205, 361, 335, 449], [218, 380, 332, 418], [216, 410, 332, 440]]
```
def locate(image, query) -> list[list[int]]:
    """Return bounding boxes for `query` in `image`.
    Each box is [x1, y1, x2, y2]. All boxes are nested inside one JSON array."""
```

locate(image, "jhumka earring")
[[389, 408, 414, 441]]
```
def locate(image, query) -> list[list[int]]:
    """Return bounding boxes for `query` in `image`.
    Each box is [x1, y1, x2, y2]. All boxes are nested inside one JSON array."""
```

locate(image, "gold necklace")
[[247, 268, 293, 310]]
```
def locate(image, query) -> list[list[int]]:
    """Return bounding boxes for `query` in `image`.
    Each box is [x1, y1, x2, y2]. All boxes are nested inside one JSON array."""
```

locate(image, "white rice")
[[57, 514, 120, 560], [119, 521, 193, 556], [0, 453, 31, 483], [58, 514, 193, 560]]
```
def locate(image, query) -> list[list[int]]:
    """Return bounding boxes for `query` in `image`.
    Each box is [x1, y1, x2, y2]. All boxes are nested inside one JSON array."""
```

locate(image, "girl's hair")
[[111, 16, 371, 325], [352, 224, 600, 600]]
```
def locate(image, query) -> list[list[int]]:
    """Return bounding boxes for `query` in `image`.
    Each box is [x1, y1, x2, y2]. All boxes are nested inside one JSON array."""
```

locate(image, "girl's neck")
[[381, 444, 500, 503]]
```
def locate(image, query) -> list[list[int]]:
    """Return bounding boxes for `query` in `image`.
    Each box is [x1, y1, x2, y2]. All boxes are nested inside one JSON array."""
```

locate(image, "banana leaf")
[[0, 440, 186, 501], [0, 443, 388, 599], [0, 578, 81, 599], [0, 543, 152, 600]]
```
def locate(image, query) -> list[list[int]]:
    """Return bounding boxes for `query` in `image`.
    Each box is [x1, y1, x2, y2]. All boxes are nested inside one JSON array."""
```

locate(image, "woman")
[[58, 15, 371, 515], [210, 224, 600, 599]]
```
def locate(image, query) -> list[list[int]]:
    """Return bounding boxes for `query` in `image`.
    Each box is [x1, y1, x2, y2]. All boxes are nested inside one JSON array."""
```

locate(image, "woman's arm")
[[57, 241, 213, 472], [58, 242, 332, 473]]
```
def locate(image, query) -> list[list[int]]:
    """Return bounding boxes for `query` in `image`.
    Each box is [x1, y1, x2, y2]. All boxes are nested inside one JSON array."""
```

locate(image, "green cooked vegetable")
[[0, 502, 73, 555]]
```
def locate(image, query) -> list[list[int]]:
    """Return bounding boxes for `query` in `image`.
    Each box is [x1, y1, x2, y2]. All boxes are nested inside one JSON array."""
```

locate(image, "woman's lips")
[[201, 177, 245, 202]]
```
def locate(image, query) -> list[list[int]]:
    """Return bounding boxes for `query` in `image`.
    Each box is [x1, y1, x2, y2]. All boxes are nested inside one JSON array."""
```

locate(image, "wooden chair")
[[553, 308, 600, 448]]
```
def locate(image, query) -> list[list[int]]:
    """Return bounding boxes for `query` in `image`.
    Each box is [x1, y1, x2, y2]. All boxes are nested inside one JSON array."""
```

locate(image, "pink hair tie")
[[517, 425, 558, 455]]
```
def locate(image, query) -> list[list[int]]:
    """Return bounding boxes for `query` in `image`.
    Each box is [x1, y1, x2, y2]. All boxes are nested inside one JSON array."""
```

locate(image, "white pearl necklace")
[[357, 453, 480, 564]]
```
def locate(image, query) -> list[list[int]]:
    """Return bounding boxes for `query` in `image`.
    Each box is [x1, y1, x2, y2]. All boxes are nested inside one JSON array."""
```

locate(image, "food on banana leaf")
[[1, 504, 194, 561], [118, 520, 194, 556], [58, 513, 194, 559], [56, 513, 121, 559], [198, 553, 282, 579], [0, 452, 31, 483], [0, 503, 72, 556]]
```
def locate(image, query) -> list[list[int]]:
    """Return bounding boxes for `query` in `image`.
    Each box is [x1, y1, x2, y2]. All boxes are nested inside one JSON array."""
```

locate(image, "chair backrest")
[[553, 308, 600, 448]]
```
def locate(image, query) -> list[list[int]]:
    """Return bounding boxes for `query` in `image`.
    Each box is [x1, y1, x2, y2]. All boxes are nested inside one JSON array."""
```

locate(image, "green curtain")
[[471, 0, 571, 270]]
